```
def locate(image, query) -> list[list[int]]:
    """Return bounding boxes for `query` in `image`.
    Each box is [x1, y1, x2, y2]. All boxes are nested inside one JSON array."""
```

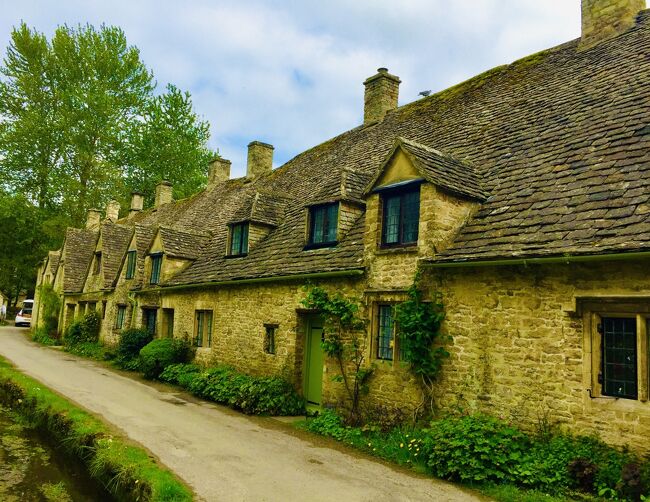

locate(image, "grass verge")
[[0, 356, 193, 501]]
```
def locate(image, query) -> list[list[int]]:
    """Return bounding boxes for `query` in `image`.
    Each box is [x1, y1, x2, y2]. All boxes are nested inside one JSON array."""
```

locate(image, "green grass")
[[481, 484, 579, 502], [0, 356, 192, 501]]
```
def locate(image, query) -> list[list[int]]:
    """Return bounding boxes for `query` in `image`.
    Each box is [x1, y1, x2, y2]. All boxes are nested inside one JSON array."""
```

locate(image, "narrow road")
[[0, 327, 482, 502]]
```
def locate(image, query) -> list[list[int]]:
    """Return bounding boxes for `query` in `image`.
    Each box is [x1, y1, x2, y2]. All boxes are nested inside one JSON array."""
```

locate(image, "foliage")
[[37, 282, 61, 336], [65, 342, 107, 360], [114, 328, 152, 370], [31, 326, 60, 346], [301, 285, 370, 425], [64, 311, 101, 347], [139, 338, 193, 380], [303, 409, 650, 500], [0, 356, 193, 501], [393, 272, 448, 417], [421, 414, 531, 483], [159, 363, 306, 416]]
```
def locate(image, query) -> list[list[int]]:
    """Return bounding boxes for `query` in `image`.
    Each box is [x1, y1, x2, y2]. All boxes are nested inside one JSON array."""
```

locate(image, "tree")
[[125, 84, 213, 207]]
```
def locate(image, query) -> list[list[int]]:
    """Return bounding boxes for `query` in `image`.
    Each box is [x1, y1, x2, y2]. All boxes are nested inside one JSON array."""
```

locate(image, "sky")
[[0, 0, 581, 178]]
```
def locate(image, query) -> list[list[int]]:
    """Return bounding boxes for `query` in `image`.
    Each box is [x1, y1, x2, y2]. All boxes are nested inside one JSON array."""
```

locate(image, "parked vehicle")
[[14, 299, 34, 327]]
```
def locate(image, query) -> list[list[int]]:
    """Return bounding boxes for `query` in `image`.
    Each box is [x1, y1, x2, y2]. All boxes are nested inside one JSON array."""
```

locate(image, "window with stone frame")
[[93, 252, 102, 274], [195, 310, 213, 347], [306, 203, 339, 248], [115, 305, 127, 330], [264, 324, 277, 354], [149, 253, 162, 284], [125, 250, 137, 279], [142, 307, 157, 336], [380, 184, 420, 247], [228, 223, 249, 256], [375, 304, 404, 361], [581, 298, 650, 402], [162, 308, 174, 338]]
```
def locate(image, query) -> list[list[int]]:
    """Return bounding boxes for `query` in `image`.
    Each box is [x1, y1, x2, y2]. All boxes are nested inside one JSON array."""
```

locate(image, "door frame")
[[302, 316, 324, 405]]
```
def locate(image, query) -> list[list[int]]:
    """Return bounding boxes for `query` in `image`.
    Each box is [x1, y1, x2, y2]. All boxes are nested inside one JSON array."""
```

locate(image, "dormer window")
[[229, 222, 249, 257], [150, 253, 162, 284], [381, 185, 420, 247], [93, 252, 102, 274], [307, 203, 338, 248], [125, 250, 136, 279]]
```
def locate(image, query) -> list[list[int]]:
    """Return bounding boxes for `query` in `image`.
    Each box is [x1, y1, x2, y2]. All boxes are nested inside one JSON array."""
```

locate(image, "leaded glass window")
[[115, 305, 126, 329], [150, 254, 162, 284], [381, 187, 420, 246], [264, 325, 277, 354], [601, 317, 638, 399], [377, 305, 395, 360], [143, 308, 157, 336], [195, 310, 213, 347], [229, 223, 249, 256], [126, 250, 136, 279], [308, 203, 339, 247]]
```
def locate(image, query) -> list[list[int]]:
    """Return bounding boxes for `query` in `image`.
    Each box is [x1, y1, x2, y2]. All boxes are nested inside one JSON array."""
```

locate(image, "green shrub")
[[159, 363, 201, 387], [38, 283, 61, 336], [160, 363, 305, 416], [31, 326, 60, 346], [64, 311, 101, 346], [421, 414, 530, 484], [139, 339, 192, 380], [114, 328, 152, 370], [65, 342, 106, 360]]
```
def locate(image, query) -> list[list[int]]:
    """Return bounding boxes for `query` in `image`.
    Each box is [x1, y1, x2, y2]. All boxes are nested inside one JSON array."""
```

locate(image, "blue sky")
[[0, 0, 580, 177]]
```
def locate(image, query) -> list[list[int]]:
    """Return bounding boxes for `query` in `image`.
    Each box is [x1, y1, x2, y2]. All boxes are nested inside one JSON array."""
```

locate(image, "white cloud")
[[0, 0, 582, 176]]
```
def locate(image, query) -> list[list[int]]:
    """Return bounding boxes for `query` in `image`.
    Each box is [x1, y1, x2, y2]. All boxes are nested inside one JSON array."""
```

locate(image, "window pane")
[[602, 317, 637, 399], [126, 251, 136, 279], [150, 256, 161, 284], [377, 305, 394, 360], [324, 204, 338, 242], [241, 224, 248, 254], [401, 190, 420, 243], [383, 196, 401, 244], [206, 311, 213, 347], [312, 207, 325, 243], [196, 311, 203, 347], [230, 225, 242, 255]]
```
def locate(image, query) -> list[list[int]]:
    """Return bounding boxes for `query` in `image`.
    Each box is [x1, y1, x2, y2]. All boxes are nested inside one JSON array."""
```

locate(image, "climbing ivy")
[[394, 272, 449, 417], [36, 283, 61, 336], [301, 285, 370, 425]]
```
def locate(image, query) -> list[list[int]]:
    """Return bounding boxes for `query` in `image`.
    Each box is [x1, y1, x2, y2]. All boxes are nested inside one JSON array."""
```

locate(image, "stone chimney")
[[580, 0, 645, 49], [129, 192, 144, 216], [86, 209, 102, 229], [208, 157, 231, 187], [105, 200, 120, 222], [155, 181, 173, 208], [363, 68, 401, 125], [247, 141, 274, 178]]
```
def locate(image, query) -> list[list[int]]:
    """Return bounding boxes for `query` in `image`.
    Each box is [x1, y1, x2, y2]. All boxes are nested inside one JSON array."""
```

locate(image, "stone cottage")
[[35, 0, 650, 452]]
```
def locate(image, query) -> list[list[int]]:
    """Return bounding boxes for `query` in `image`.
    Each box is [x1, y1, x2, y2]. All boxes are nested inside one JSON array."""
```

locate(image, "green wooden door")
[[304, 322, 324, 405]]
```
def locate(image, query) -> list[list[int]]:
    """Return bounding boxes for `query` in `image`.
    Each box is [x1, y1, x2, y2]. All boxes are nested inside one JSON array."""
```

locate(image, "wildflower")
[[373, 448, 376, 452], [400, 443, 404, 448], [368, 443, 371, 447]]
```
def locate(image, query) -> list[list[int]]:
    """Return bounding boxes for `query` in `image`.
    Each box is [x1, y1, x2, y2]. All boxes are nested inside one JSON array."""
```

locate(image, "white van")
[[15, 299, 34, 327]]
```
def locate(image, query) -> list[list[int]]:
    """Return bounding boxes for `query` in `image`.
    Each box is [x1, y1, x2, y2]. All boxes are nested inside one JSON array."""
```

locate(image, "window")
[[195, 310, 213, 347], [93, 252, 102, 274], [88, 302, 97, 312], [381, 186, 420, 246], [229, 223, 249, 256], [308, 203, 338, 248], [150, 254, 162, 284], [125, 250, 136, 279], [162, 308, 174, 338], [66, 304, 76, 327], [115, 305, 127, 329], [264, 324, 277, 355], [142, 308, 157, 336], [377, 305, 395, 360], [600, 317, 639, 399]]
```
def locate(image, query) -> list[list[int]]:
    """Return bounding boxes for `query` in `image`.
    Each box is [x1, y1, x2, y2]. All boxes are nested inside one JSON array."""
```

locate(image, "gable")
[[374, 149, 422, 189]]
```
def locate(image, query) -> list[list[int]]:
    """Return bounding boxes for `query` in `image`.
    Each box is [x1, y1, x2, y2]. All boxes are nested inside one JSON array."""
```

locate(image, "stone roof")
[[62, 228, 98, 293], [100, 223, 133, 289], [47, 251, 60, 277], [59, 10, 650, 286], [229, 191, 288, 227], [158, 226, 210, 260], [365, 137, 488, 201]]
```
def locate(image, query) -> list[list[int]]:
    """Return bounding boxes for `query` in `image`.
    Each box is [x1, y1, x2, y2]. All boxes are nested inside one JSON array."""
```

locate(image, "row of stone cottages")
[[34, 0, 650, 452]]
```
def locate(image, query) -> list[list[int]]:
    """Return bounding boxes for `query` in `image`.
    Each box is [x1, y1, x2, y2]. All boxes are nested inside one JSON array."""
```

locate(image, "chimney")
[[363, 67, 401, 125], [86, 209, 102, 229], [247, 141, 274, 178], [155, 181, 173, 208], [208, 157, 231, 187], [580, 0, 645, 49], [105, 199, 120, 222], [129, 192, 144, 216]]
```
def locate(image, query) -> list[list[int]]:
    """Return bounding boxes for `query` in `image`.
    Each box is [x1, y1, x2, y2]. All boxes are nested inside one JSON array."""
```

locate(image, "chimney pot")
[[363, 67, 401, 125], [208, 157, 231, 186], [129, 192, 144, 215], [155, 181, 173, 208], [580, 0, 645, 49], [86, 209, 102, 229], [247, 141, 274, 178]]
